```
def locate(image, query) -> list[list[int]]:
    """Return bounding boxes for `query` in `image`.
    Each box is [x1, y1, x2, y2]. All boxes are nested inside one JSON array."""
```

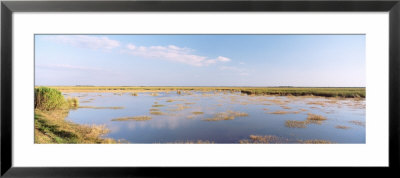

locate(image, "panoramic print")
[[34, 34, 366, 144]]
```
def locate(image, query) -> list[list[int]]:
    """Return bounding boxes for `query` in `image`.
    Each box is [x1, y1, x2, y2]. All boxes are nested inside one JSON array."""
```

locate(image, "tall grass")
[[35, 87, 66, 110]]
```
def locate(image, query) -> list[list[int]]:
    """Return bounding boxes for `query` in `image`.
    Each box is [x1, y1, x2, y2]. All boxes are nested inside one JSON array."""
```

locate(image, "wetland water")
[[64, 91, 365, 143]]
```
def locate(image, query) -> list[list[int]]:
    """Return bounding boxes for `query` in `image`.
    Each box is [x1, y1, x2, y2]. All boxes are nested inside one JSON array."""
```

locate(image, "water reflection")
[[65, 91, 366, 143]]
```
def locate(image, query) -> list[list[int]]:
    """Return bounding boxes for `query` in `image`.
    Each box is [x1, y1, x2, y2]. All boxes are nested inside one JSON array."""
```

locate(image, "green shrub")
[[34, 87, 67, 111]]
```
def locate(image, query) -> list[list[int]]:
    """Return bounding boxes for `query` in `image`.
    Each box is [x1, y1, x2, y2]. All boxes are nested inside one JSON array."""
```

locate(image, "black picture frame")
[[1, 0, 399, 177]]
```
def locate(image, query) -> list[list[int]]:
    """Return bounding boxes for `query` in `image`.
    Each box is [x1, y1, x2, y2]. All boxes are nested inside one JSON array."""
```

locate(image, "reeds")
[[203, 110, 248, 121]]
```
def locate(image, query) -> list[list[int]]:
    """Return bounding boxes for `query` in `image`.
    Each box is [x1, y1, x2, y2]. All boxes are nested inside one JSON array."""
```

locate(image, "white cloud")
[[216, 56, 231, 62], [124, 43, 231, 67], [45, 35, 120, 50]]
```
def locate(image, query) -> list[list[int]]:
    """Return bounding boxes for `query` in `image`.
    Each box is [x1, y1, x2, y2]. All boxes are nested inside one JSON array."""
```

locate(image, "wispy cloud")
[[124, 44, 231, 67], [45, 35, 120, 50], [37, 64, 107, 72]]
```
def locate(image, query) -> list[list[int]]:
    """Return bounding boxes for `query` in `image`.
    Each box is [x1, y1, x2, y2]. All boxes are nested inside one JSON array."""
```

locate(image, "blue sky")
[[35, 34, 365, 87]]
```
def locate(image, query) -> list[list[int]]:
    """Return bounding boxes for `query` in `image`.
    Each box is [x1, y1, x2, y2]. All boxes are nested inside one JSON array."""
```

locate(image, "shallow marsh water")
[[64, 91, 365, 143]]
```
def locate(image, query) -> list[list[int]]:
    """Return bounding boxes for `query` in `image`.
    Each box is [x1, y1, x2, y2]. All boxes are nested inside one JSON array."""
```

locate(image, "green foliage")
[[34, 87, 66, 111]]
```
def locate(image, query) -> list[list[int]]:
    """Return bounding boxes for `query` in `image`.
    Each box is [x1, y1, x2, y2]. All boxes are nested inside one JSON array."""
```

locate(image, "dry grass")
[[78, 106, 124, 109], [152, 104, 165, 107], [335, 125, 351, 129], [306, 113, 327, 121], [298, 139, 332, 144], [166, 140, 214, 144], [239, 135, 286, 144], [35, 109, 116, 144], [192, 111, 204, 115], [149, 108, 160, 112], [203, 110, 248, 121], [306, 101, 326, 106], [285, 120, 308, 128], [150, 111, 167, 115], [111, 116, 152, 121]]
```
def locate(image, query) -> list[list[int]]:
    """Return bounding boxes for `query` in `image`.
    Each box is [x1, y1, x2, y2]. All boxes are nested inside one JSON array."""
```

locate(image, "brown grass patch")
[[285, 120, 307, 128], [335, 125, 351, 129], [298, 139, 332, 144], [239, 135, 287, 144], [306, 113, 327, 121], [203, 110, 248, 121], [150, 111, 167, 115]]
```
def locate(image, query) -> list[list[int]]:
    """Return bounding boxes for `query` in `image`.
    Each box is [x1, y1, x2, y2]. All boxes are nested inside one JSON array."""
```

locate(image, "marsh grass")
[[152, 104, 165, 107], [284, 113, 326, 128], [150, 111, 167, 115], [111, 116, 152, 121], [285, 120, 308, 128], [149, 108, 160, 112], [203, 110, 248, 121], [192, 111, 204, 115], [78, 106, 124, 109], [298, 139, 332, 144], [239, 135, 286, 144], [131, 92, 138, 96], [335, 125, 351, 129], [166, 140, 214, 144], [66, 97, 79, 109], [306, 113, 327, 121]]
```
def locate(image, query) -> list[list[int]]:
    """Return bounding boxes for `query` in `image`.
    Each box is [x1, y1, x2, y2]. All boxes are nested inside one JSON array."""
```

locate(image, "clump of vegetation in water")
[[297, 139, 332, 144], [335, 125, 351, 129], [111, 116, 152, 121], [203, 110, 248, 121], [239, 135, 286, 144], [306, 113, 327, 121], [150, 111, 166, 115], [192, 111, 204, 115], [152, 104, 165, 107], [285, 120, 308, 128], [131, 92, 138, 96]]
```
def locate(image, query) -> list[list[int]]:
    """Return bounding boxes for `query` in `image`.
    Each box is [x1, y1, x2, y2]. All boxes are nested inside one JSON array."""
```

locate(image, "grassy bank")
[[39, 86, 366, 98], [34, 87, 116, 144]]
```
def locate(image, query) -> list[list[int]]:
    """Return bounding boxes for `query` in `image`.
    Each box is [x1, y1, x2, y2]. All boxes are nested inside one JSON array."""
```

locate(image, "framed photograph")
[[1, 0, 399, 177]]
